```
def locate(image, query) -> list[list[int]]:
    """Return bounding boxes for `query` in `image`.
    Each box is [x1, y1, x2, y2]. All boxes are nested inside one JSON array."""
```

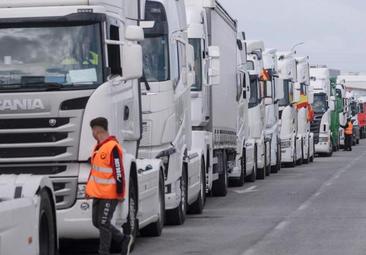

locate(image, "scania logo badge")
[[49, 119, 57, 127]]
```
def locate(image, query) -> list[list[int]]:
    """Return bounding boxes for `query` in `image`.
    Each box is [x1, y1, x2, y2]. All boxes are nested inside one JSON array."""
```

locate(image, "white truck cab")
[[276, 51, 302, 166], [140, 0, 202, 225], [263, 48, 284, 173], [295, 57, 315, 163], [245, 40, 270, 179], [310, 67, 334, 156], [0, 0, 165, 249]]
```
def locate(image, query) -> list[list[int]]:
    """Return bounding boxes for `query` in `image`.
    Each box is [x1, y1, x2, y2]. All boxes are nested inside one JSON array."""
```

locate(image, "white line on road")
[[233, 185, 258, 194], [241, 150, 366, 255]]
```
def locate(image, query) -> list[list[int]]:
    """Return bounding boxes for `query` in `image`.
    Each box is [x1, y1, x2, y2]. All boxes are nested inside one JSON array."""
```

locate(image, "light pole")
[[291, 42, 305, 53]]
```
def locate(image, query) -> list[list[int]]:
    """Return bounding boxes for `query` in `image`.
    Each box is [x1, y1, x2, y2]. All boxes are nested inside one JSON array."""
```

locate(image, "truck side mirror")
[[293, 82, 301, 103], [203, 0, 215, 8], [125, 25, 144, 42], [208, 46, 220, 86], [121, 26, 144, 80], [275, 78, 284, 101]]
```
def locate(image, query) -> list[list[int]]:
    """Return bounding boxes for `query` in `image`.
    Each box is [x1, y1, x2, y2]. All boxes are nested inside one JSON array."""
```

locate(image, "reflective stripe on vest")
[[89, 175, 116, 185], [92, 165, 113, 174]]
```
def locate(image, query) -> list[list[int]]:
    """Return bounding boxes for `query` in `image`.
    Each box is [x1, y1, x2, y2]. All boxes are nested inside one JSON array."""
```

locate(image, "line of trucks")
[[0, 0, 357, 254]]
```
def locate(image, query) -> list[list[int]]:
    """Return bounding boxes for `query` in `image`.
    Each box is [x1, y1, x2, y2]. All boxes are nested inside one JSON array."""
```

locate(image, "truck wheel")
[[246, 146, 257, 182], [39, 189, 56, 255], [212, 151, 228, 197], [357, 139, 360, 145], [140, 170, 165, 236], [189, 159, 206, 214], [265, 142, 271, 176], [166, 167, 188, 225], [272, 142, 281, 173], [230, 149, 246, 187], [256, 145, 265, 180]]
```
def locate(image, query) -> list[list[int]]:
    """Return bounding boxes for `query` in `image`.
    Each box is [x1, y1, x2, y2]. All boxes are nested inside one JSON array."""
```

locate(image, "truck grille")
[[0, 147, 67, 158], [0, 117, 79, 163], [0, 118, 69, 129], [0, 133, 68, 144], [311, 114, 322, 144], [0, 165, 66, 175]]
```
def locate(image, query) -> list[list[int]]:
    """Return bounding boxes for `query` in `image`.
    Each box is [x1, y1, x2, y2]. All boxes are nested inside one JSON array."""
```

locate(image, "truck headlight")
[[281, 140, 291, 148], [77, 184, 86, 199]]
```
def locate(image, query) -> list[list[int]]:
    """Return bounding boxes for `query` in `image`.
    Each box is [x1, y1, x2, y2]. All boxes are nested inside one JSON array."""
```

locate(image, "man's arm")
[[340, 123, 349, 129], [111, 146, 125, 196]]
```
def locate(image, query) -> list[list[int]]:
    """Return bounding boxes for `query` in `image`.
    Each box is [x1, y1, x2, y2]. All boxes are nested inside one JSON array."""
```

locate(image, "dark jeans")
[[92, 199, 125, 255], [345, 134, 353, 151]]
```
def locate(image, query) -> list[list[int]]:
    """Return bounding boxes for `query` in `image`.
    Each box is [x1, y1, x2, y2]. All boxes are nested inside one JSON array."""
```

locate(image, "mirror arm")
[[140, 72, 151, 91]]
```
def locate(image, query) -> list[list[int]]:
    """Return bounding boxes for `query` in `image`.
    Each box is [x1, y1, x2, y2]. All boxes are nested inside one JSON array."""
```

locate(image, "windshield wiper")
[[21, 82, 67, 91]]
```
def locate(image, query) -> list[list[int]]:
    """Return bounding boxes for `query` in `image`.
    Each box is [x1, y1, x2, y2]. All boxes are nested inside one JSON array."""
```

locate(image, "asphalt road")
[[62, 141, 366, 255]]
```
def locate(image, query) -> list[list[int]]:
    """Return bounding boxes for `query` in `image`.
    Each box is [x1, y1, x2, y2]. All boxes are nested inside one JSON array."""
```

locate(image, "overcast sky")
[[221, 0, 366, 73]]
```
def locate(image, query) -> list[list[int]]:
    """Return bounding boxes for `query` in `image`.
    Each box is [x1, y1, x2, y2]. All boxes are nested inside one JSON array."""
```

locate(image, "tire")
[[212, 151, 228, 197], [288, 142, 296, 168], [166, 166, 188, 225], [230, 149, 245, 187], [246, 146, 257, 182], [140, 170, 165, 236], [265, 142, 271, 177], [39, 189, 56, 255], [303, 140, 310, 164], [189, 159, 206, 214], [357, 139, 360, 145], [296, 139, 304, 165]]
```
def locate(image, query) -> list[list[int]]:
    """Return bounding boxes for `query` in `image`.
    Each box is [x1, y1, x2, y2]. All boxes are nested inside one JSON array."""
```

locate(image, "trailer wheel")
[[140, 170, 165, 236], [189, 159, 206, 214], [212, 151, 228, 197], [230, 149, 246, 187], [257, 145, 265, 180], [246, 146, 257, 182], [166, 166, 188, 225], [39, 189, 56, 255]]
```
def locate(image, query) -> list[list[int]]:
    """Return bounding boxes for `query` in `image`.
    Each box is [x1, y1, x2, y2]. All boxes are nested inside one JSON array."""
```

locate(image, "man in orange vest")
[[85, 117, 131, 255], [340, 118, 353, 151]]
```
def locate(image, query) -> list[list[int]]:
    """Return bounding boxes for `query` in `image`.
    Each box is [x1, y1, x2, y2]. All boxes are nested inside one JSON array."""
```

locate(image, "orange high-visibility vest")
[[86, 138, 125, 199], [345, 122, 353, 135]]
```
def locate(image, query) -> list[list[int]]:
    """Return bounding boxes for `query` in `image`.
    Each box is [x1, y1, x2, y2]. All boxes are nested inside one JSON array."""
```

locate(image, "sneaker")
[[121, 235, 133, 255]]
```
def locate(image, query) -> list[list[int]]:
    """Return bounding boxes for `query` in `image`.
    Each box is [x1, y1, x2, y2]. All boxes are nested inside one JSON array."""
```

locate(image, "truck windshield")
[[279, 80, 292, 106], [313, 94, 327, 113], [142, 35, 169, 82], [249, 76, 260, 108], [0, 23, 103, 91], [189, 38, 203, 91]]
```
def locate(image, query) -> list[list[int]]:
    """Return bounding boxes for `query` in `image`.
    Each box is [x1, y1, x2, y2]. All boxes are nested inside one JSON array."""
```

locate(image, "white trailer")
[[295, 57, 315, 163], [0, 175, 57, 255], [263, 48, 284, 173], [0, 0, 164, 250], [184, 0, 243, 193], [245, 40, 270, 179], [140, 0, 202, 225], [276, 51, 302, 167]]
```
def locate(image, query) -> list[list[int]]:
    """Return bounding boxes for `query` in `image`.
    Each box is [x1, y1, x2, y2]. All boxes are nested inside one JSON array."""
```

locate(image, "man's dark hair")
[[90, 117, 108, 131]]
